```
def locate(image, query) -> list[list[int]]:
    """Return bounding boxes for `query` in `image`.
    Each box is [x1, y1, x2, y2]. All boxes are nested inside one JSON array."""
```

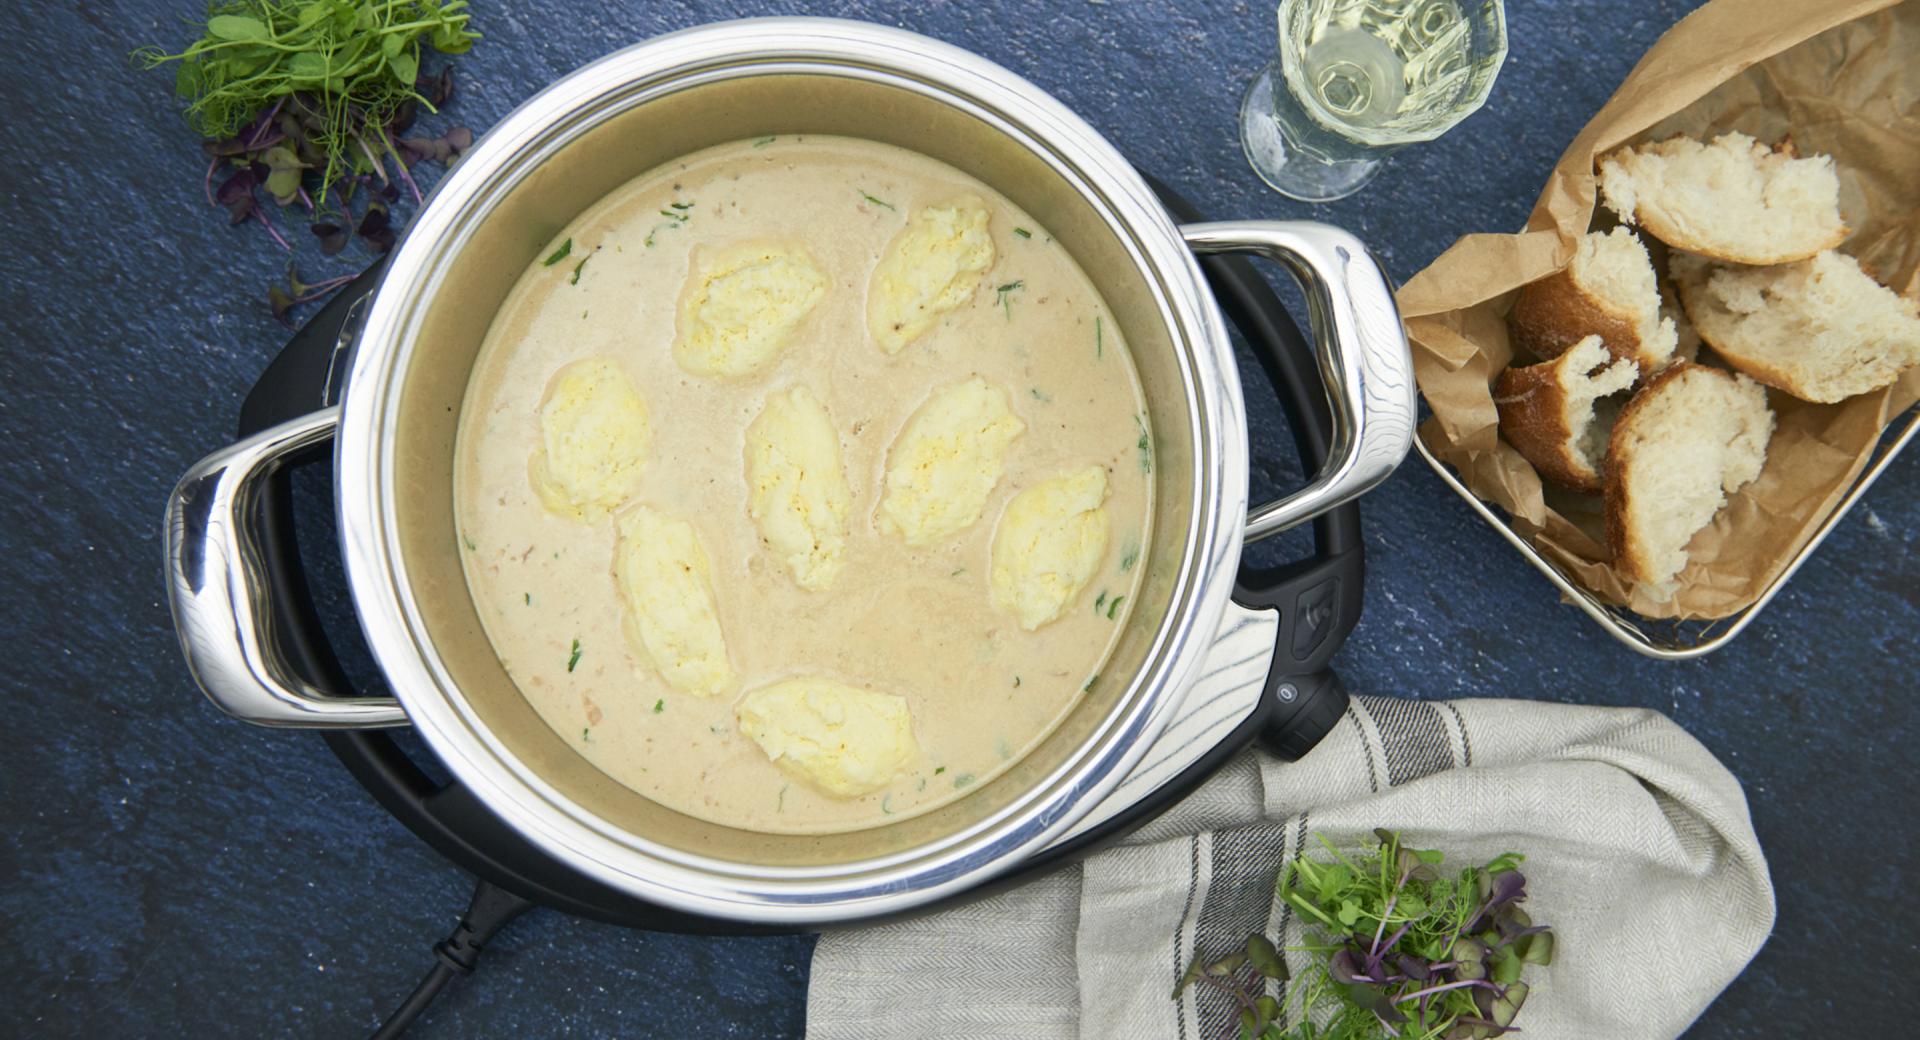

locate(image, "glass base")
[[1239, 64, 1382, 202]]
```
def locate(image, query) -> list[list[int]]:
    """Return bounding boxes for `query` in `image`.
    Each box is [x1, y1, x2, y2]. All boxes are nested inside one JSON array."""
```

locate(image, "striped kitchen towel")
[[807, 696, 1773, 1039]]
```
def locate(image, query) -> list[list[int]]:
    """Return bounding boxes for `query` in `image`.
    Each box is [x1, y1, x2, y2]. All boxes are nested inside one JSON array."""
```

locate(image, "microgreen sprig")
[[136, 0, 478, 200], [1175, 830, 1554, 1040], [134, 1, 480, 321]]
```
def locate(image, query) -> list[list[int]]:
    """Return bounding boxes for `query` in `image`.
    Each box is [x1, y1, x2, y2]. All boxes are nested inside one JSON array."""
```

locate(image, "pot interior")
[[380, 64, 1212, 869]]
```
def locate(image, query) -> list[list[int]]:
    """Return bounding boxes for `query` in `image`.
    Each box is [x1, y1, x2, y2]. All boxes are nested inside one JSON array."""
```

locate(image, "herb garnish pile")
[[1175, 829, 1554, 1040], [135, 1, 482, 322]]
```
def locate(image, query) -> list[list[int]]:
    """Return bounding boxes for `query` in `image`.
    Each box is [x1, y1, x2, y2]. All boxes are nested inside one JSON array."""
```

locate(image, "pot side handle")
[[1181, 221, 1415, 542], [163, 406, 409, 729]]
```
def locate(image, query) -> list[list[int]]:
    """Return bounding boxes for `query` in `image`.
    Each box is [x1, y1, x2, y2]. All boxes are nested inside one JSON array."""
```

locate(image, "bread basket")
[[1402, 0, 1920, 660]]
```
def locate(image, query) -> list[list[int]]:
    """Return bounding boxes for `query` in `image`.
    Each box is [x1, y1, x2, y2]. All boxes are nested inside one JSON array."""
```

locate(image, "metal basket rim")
[[1414, 406, 1919, 660]]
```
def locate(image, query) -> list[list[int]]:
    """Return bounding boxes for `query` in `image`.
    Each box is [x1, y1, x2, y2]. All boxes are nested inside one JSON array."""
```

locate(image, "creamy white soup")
[[454, 135, 1152, 834]]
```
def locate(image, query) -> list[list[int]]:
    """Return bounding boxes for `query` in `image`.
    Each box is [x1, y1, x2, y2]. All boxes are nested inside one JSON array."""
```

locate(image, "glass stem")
[[1239, 60, 1385, 202]]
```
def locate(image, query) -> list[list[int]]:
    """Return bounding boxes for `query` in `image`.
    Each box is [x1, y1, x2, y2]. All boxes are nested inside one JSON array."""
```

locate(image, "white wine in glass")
[[1241, 0, 1508, 201]]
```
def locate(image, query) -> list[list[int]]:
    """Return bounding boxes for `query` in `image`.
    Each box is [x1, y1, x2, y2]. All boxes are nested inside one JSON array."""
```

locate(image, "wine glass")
[[1240, 0, 1508, 201]]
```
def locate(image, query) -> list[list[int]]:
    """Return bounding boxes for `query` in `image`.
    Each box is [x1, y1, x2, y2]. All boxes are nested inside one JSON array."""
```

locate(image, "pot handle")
[[1181, 221, 1415, 541], [164, 406, 409, 729]]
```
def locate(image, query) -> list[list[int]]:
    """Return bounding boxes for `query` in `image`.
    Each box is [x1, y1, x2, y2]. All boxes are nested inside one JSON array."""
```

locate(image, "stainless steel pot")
[[165, 18, 1413, 924]]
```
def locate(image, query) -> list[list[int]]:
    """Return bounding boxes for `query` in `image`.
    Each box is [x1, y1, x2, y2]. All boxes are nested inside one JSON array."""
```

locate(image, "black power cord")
[[369, 879, 536, 1039]]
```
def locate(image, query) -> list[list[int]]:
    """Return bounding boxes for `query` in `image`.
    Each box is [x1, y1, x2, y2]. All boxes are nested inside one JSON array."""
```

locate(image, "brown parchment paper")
[[1398, 0, 1920, 620]]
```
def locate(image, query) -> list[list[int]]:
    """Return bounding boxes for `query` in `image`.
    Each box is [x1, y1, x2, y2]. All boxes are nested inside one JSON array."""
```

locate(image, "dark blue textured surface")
[[1, 1, 1914, 1037]]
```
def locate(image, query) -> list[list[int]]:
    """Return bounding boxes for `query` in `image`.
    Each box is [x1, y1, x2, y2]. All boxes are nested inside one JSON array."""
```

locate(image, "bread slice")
[[1509, 228, 1678, 374], [1598, 133, 1847, 265], [1494, 335, 1639, 493], [1670, 250, 1920, 403], [1604, 364, 1774, 595]]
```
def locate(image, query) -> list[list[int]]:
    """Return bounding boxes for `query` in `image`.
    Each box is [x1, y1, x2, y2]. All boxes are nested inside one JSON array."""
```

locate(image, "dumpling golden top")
[[736, 678, 918, 797], [744, 387, 852, 591], [867, 197, 996, 353], [613, 506, 733, 697], [675, 241, 827, 379], [528, 358, 652, 522], [990, 466, 1111, 630], [878, 376, 1025, 547]]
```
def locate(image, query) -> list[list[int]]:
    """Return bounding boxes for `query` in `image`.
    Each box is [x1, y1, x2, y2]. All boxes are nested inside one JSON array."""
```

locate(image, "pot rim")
[[336, 17, 1248, 923]]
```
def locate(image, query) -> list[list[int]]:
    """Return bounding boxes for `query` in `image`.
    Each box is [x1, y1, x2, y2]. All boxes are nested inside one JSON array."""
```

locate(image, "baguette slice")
[[1494, 335, 1638, 493], [1509, 227, 1677, 374], [1597, 133, 1847, 265], [1670, 250, 1920, 403], [1605, 364, 1774, 596]]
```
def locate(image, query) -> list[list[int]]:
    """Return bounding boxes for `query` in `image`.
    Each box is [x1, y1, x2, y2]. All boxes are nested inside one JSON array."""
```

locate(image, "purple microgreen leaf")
[[1451, 939, 1489, 980], [396, 125, 473, 167], [426, 66, 455, 107], [1344, 983, 1407, 1026], [1204, 951, 1247, 977], [1397, 954, 1431, 982], [310, 221, 348, 255], [268, 284, 297, 325], [1396, 848, 1423, 877], [1253, 995, 1281, 1034], [215, 166, 256, 204], [1490, 982, 1529, 1027], [1519, 929, 1554, 966], [1361, 947, 1386, 981], [356, 200, 395, 251], [1329, 948, 1366, 985], [1172, 954, 1206, 999], [285, 265, 314, 296], [221, 190, 257, 226], [1490, 871, 1526, 906], [1245, 934, 1289, 982], [1492, 946, 1524, 985], [1467, 870, 1527, 932]]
